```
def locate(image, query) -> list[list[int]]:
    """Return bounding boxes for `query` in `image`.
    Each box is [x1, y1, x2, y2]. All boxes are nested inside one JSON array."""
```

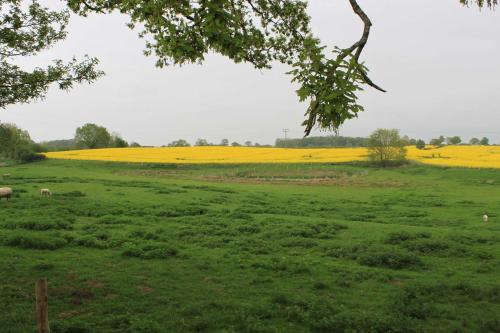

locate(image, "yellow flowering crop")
[[44, 145, 500, 168], [407, 145, 500, 169]]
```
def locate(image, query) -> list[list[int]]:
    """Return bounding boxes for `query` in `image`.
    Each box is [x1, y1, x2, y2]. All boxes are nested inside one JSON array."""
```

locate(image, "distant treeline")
[[39, 124, 141, 152], [275, 136, 370, 148], [40, 139, 78, 152]]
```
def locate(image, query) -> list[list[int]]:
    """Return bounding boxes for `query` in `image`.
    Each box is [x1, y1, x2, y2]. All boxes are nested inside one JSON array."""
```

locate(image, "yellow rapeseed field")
[[45, 145, 500, 168]]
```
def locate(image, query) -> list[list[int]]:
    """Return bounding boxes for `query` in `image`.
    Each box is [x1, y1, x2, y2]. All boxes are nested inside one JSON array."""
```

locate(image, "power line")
[[283, 128, 290, 140]]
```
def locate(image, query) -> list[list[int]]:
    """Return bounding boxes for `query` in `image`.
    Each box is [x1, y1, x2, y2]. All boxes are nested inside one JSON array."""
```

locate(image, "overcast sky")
[[2, 0, 499, 145]]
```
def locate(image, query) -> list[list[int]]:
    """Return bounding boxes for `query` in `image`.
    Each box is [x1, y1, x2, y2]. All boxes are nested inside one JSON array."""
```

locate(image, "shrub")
[[155, 207, 208, 217], [55, 191, 86, 198], [16, 146, 46, 163], [6, 218, 72, 231], [98, 215, 134, 225], [359, 250, 422, 270], [4, 234, 67, 250], [403, 240, 450, 255], [72, 235, 110, 249], [392, 286, 436, 320], [385, 231, 431, 245], [129, 229, 160, 240], [122, 244, 177, 259], [385, 231, 417, 244]]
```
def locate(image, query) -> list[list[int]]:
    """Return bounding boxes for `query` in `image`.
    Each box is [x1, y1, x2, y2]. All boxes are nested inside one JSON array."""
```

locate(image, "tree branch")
[[345, 0, 386, 92]]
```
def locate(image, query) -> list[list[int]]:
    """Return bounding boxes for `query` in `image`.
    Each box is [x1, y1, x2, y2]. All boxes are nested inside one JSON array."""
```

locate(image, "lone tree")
[[195, 138, 210, 146], [469, 137, 480, 145], [480, 137, 490, 145], [416, 139, 426, 150], [430, 136, 446, 147], [75, 123, 111, 149], [446, 136, 462, 145], [367, 129, 407, 166], [1, 0, 496, 134], [168, 139, 190, 147]]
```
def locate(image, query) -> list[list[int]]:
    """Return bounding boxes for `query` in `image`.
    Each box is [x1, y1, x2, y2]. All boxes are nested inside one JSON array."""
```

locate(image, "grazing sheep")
[[40, 188, 52, 197], [483, 212, 489, 223], [2, 173, 11, 179], [0, 187, 13, 200]]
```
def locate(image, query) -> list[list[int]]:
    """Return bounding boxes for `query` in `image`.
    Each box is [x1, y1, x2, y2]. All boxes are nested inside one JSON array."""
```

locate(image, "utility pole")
[[283, 129, 289, 148]]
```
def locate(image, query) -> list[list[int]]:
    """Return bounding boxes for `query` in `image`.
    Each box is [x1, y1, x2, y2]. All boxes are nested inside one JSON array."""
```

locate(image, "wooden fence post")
[[36, 278, 50, 333]]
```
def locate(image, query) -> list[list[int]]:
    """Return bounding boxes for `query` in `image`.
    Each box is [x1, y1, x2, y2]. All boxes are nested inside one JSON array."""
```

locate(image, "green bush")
[[98, 215, 134, 225], [55, 191, 86, 197], [403, 240, 450, 255], [4, 234, 67, 250], [359, 250, 422, 269], [385, 231, 417, 244], [122, 243, 178, 259], [385, 231, 431, 245], [392, 286, 436, 320], [73, 235, 109, 249], [6, 218, 72, 230], [15, 145, 46, 163]]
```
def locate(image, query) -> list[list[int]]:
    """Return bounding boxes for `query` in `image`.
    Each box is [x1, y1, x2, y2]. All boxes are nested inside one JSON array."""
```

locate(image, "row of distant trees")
[[275, 136, 369, 148], [276, 134, 491, 149], [428, 135, 489, 147], [41, 123, 140, 151], [165, 138, 270, 147], [1, 122, 140, 163]]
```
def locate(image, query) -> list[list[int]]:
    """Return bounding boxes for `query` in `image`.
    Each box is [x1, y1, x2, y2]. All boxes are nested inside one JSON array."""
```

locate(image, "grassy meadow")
[[0, 159, 499, 332]]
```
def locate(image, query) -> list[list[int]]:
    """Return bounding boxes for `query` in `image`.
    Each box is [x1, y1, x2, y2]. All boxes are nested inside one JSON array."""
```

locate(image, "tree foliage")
[[2, 0, 496, 134], [0, 0, 104, 108], [67, 0, 381, 135], [446, 136, 462, 145], [367, 129, 407, 166], [0, 122, 45, 161], [195, 138, 210, 146], [416, 139, 426, 150], [469, 137, 480, 145], [64, 0, 494, 135], [0, 122, 30, 158], [275, 135, 369, 148], [430, 136, 446, 147], [74, 123, 111, 149], [111, 134, 129, 148], [168, 139, 190, 147], [460, 0, 498, 8]]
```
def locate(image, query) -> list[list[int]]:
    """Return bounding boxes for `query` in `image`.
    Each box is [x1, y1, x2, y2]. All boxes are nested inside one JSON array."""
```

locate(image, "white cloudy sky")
[[2, 0, 499, 145]]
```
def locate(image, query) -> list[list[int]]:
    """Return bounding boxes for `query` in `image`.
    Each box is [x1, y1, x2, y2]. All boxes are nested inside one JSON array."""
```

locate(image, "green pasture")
[[0, 160, 499, 332]]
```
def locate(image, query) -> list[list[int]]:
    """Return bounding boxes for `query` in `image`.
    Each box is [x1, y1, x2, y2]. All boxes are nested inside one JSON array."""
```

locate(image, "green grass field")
[[1, 160, 499, 333]]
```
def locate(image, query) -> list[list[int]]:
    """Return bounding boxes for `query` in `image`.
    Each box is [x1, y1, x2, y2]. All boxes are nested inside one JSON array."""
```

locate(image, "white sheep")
[[40, 188, 52, 197], [483, 212, 489, 223], [2, 173, 11, 178], [0, 187, 13, 200]]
